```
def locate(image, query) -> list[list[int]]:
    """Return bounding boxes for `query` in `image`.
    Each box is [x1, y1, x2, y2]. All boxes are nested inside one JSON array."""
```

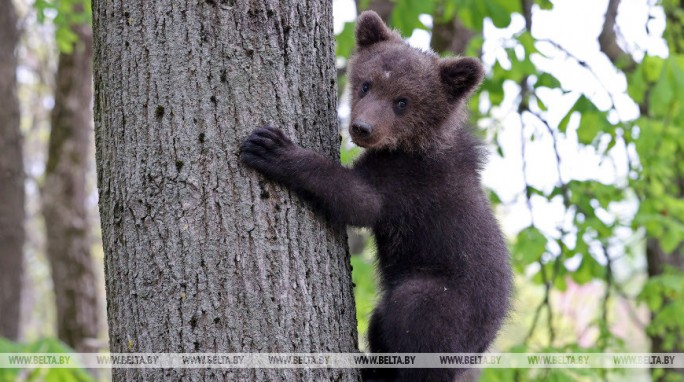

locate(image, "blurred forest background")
[[0, 0, 683, 381]]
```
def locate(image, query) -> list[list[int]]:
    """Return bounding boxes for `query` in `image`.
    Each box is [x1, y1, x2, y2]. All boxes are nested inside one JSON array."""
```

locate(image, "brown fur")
[[240, 11, 512, 382], [347, 11, 483, 153]]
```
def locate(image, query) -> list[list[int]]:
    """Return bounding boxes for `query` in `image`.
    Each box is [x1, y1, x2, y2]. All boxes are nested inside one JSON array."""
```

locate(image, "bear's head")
[[347, 11, 484, 152]]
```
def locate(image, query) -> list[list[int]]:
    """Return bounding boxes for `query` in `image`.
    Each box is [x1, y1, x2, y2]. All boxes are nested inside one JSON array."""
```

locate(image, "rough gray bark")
[[42, 18, 100, 352], [0, 0, 24, 341], [92, 0, 359, 380]]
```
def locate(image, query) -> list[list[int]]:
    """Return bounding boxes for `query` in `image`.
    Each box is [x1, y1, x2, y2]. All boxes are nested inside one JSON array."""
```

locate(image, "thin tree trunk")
[[42, 17, 100, 352], [92, 1, 359, 380], [0, 0, 24, 342], [430, 12, 476, 56]]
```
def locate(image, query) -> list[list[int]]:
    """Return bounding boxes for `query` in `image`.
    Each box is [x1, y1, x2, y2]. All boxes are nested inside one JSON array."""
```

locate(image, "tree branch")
[[598, 0, 636, 71]]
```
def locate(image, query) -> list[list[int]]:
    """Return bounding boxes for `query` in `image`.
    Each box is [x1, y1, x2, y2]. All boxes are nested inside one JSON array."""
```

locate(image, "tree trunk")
[[647, 240, 684, 365], [430, 13, 476, 56], [0, 0, 24, 342], [92, 1, 359, 381], [42, 18, 100, 352]]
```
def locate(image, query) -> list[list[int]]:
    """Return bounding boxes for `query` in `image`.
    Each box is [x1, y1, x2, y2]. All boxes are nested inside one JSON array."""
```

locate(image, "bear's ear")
[[439, 57, 484, 102], [356, 11, 394, 48]]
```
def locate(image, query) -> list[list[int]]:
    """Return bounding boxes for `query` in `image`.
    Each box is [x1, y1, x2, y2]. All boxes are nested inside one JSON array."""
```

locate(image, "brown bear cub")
[[241, 10, 512, 382]]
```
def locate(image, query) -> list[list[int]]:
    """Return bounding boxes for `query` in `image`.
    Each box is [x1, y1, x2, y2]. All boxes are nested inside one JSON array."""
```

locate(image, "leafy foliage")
[[351, 244, 378, 348], [640, 272, 684, 351], [0, 338, 94, 382], [34, 0, 91, 53]]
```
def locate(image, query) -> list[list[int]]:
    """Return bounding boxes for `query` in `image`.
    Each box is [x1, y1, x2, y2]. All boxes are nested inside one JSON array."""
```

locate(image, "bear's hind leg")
[[378, 276, 477, 382], [362, 302, 397, 382]]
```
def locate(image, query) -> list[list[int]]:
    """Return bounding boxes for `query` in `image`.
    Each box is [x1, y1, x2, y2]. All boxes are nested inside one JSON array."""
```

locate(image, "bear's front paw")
[[240, 126, 297, 178]]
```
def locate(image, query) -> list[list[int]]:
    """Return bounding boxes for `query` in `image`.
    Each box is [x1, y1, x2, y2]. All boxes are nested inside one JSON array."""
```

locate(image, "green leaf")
[[535, 72, 561, 89], [538, 0, 554, 10], [55, 27, 78, 54], [558, 109, 574, 133], [563, 95, 612, 145], [497, 0, 522, 15], [485, 0, 512, 28], [573, 94, 595, 112], [571, 254, 606, 285], [648, 57, 678, 118], [336, 21, 356, 59], [526, 186, 546, 197], [535, 96, 548, 111], [482, 63, 506, 106], [627, 64, 647, 104], [660, 222, 684, 253], [512, 226, 547, 269], [643, 55, 665, 82], [553, 275, 568, 291], [489, 190, 502, 205], [577, 112, 603, 145], [464, 35, 484, 57], [648, 80, 673, 118], [669, 56, 684, 118], [33, 0, 92, 53], [496, 144, 504, 157], [639, 279, 663, 311], [504, 47, 535, 83], [518, 32, 537, 56], [391, 0, 435, 36]]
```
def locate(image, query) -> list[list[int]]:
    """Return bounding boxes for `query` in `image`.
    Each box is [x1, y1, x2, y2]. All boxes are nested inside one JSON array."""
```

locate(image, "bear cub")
[[241, 10, 512, 382]]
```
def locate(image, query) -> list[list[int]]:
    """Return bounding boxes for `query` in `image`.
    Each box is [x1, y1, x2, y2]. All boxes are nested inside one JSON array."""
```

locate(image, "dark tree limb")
[[598, 0, 636, 71], [430, 14, 477, 56]]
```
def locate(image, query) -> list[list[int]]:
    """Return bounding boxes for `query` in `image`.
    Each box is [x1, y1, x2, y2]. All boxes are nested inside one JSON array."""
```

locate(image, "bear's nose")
[[351, 121, 373, 137]]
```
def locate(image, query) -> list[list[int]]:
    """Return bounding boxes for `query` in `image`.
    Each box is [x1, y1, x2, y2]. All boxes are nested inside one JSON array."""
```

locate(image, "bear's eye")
[[360, 82, 371, 96], [394, 98, 408, 114]]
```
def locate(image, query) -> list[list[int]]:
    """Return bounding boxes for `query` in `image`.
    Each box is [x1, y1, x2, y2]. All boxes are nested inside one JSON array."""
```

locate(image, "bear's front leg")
[[240, 125, 302, 184], [241, 125, 382, 227]]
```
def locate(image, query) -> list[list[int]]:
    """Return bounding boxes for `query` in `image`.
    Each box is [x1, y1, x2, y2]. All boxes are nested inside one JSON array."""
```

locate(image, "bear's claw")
[[240, 126, 295, 177]]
